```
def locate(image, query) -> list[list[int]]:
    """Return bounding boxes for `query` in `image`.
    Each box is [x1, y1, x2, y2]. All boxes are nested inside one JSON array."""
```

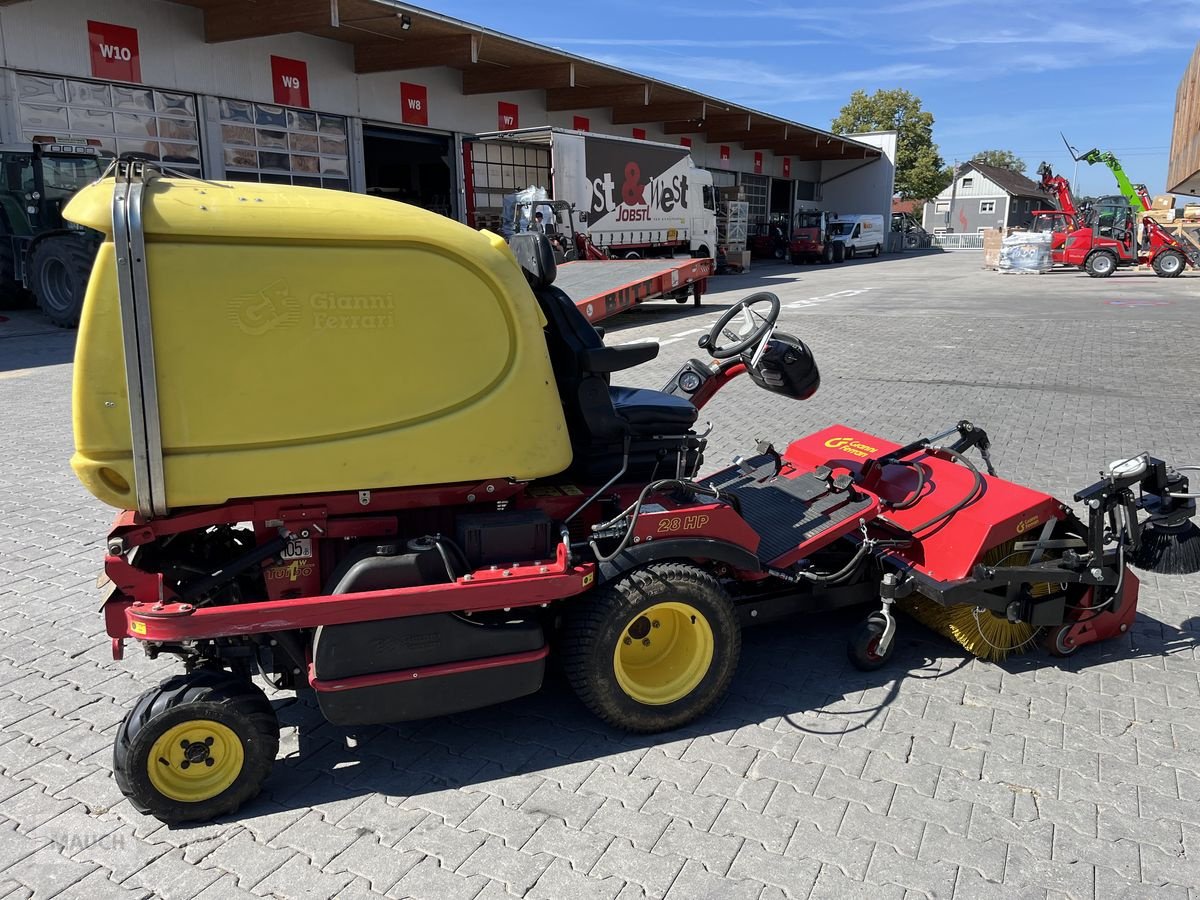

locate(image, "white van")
[[829, 214, 886, 258]]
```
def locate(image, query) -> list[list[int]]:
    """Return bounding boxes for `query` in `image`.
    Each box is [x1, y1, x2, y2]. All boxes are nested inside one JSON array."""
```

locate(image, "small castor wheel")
[[1047, 623, 1080, 658], [848, 613, 895, 671]]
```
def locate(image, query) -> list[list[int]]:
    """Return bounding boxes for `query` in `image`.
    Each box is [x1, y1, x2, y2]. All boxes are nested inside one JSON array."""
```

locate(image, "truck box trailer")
[[465, 128, 718, 260]]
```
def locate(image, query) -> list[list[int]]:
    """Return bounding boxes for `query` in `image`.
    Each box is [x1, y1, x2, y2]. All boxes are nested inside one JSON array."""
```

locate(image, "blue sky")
[[433, 0, 1199, 196]]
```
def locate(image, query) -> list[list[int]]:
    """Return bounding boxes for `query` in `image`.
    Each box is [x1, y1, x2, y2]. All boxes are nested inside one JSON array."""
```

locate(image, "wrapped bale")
[[65, 178, 573, 512], [998, 231, 1053, 274]]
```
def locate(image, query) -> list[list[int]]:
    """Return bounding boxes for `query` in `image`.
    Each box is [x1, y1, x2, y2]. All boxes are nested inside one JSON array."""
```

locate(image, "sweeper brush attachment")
[[1129, 465, 1200, 575], [901, 595, 1039, 662]]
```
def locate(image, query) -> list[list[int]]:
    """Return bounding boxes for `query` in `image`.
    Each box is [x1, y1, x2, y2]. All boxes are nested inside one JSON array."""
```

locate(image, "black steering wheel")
[[698, 291, 781, 359]]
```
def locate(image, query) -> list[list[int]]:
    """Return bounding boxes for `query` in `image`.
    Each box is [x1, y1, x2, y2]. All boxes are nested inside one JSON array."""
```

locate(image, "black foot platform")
[[705, 456, 875, 563]]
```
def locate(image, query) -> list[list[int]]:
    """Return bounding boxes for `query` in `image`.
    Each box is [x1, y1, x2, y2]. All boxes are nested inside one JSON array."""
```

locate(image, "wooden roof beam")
[[545, 83, 649, 111], [461, 62, 574, 95], [354, 34, 479, 73], [202, 0, 336, 43], [610, 101, 706, 125]]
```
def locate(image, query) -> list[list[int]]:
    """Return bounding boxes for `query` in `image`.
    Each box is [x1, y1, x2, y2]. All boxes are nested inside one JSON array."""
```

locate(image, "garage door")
[[740, 173, 769, 225], [218, 98, 349, 191], [16, 72, 201, 175]]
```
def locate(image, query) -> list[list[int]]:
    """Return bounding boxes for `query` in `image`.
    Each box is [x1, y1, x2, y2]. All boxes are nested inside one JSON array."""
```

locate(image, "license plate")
[[281, 537, 312, 560]]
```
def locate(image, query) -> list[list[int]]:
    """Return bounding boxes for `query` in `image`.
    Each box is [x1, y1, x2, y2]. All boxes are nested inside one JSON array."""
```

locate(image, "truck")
[[828, 214, 886, 258], [0, 141, 105, 326], [788, 208, 844, 264], [465, 127, 718, 260]]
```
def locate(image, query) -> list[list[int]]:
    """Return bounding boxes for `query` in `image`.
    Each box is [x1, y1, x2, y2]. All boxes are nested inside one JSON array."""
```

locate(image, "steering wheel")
[[699, 292, 781, 359]]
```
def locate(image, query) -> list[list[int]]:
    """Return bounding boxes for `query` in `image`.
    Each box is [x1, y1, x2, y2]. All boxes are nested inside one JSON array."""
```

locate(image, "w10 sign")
[[401, 83, 428, 126], [271, 56, 309, 108], [88, 20, 141, 83]]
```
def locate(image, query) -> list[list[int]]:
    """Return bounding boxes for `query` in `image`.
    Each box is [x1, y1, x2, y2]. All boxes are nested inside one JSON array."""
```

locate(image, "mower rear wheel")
[[113, 668, 279, 823], [1152, 250, 1185, 278], [562, 562, 739, 733], [847, 615, 894, 671], [1084, 250, 1117, 278]]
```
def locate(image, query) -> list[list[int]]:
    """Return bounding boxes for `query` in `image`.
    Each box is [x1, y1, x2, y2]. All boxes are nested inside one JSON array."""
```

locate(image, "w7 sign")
[[88, 20, 141, 83]]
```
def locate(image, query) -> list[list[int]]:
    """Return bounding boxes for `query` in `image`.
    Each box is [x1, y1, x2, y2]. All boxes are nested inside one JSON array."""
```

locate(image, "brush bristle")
[[1132, 520, 1200, 575], [901, 594, 1038, 662]]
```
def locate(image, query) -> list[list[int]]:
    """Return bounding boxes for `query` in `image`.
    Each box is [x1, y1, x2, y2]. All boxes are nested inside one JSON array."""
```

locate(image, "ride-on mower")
[[66, 164, 1199, 823]]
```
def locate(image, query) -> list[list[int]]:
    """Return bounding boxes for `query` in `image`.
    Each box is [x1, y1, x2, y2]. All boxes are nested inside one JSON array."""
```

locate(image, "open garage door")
[[363, 126, 455, 219]]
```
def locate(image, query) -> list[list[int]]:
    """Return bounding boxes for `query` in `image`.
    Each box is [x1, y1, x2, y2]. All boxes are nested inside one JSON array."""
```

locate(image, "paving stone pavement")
[[1, 251, 1199, 899]]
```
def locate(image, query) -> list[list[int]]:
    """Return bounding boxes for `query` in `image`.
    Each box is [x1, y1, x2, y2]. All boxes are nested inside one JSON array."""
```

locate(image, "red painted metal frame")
[[562, 258, 713, 324], [307, 646, 548, 693], [1057, 570, 1139, 652], [122, 541, 594, 642]]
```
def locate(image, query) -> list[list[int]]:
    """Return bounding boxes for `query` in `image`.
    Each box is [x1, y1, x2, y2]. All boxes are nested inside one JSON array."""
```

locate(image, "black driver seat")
[[510, 234, 702, 479]]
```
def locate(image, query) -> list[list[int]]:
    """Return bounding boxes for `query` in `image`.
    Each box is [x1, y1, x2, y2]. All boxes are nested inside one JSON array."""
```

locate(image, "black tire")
[[623, 250, 642, 260], [28, 235, 94, 327], [872, 243, 882, 258], [847, 615, 894, 671], [773, 245, 786, 260], [832, 241, 846, 263], [114, 669, 279, 824], [1084, 251, 1117, 278], [562, 562, 740, 733], [1152, 250, 1185, 278], [846, 244, 856, 259], [821, 243, 834, 265], [789, 253, 801, 264], [692, 245, 710, 260]]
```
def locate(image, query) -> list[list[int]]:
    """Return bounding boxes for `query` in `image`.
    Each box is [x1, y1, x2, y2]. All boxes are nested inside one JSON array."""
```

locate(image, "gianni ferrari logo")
[[1014, 515, 1040, 534], [823, 436, 879, 458]]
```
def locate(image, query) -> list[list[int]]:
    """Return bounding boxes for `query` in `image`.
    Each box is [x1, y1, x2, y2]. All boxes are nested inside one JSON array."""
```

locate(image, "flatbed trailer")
[[554, 257, 713, 324]]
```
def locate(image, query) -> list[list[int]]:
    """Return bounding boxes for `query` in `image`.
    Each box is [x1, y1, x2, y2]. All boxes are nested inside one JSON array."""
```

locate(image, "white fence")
[[931, 233, 984, 250]]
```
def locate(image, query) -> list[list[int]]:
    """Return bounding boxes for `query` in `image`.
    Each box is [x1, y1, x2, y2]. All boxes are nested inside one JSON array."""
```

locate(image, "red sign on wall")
[[573, 115, 590, 131], [271, 56, 309, 108], [753, 152, 763, 175], [632, 128, 646, 141], [680, 137, 692, 148], [498, 101, 519, 131], [87, 20, 141, 83], [782, 157, 791, 178], [719, 145, 730, 167], [401, 82, 429, 126]]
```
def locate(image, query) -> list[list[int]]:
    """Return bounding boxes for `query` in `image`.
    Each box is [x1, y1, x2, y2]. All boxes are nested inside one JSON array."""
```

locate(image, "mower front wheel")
[[562, 562, 740, 733], [847, 615, 894, 671], [114, 669, 279, 824]]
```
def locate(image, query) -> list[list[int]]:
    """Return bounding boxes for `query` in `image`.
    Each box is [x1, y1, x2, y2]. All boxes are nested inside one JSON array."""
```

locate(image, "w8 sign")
[[88, 20, 141, 83]]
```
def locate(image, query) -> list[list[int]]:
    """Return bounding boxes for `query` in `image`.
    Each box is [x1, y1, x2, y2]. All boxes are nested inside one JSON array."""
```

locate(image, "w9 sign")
[[88, 20, 141, 83], [271, 56, 310, 108]]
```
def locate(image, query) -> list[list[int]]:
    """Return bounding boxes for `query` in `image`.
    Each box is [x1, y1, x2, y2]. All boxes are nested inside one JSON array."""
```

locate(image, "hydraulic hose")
[[900, 446, 985, 536], [588, 479, 726, 564], [794, 539, 872, 584]]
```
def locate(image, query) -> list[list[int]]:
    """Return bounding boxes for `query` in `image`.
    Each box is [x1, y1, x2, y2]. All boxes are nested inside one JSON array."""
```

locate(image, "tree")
[[831, 89, 951, 201], [971, 150, 1027, 175]]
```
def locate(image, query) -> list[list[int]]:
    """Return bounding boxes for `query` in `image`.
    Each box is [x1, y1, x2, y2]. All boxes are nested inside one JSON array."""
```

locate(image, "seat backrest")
[[0, 191, 32, 236], [510, 233, 557, 289]]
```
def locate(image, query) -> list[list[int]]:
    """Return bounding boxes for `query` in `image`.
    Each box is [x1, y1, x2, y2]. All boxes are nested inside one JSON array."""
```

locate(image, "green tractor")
[[0, 141, 106, 327]]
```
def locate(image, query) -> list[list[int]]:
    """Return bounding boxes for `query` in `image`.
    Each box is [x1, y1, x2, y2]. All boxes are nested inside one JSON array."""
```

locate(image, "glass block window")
[[17, 73, 201, 175], [739, 173, 769, 225], [468, 140, 551, 220], [219, 98, 349, 190]]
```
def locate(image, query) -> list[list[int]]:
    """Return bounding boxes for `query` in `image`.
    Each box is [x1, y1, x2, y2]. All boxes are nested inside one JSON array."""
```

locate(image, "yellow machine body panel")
[[66, 179, 572, 511]]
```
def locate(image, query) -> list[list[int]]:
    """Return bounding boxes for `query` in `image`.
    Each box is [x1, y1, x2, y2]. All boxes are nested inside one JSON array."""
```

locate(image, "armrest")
[[582, 342, 659, 374]]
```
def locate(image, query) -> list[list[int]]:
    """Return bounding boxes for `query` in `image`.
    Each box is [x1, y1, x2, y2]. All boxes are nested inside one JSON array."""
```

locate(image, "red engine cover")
[[784, 426, 1066, 582]]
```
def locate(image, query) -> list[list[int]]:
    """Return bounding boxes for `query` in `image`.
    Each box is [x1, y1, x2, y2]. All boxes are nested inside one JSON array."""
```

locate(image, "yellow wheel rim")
[[612, 602, 715, 705], [147, 720, 244, 803]]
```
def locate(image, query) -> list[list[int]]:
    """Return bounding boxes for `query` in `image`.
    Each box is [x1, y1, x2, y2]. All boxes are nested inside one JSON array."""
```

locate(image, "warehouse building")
[[1169, 41, 1199, 196], [0, 0, 895, 232]]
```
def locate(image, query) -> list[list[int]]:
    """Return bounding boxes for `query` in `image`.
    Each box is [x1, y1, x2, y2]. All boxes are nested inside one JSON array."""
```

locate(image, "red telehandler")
[[1031, 162, 1081, 265], [1043, 141, 1200, 277]]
